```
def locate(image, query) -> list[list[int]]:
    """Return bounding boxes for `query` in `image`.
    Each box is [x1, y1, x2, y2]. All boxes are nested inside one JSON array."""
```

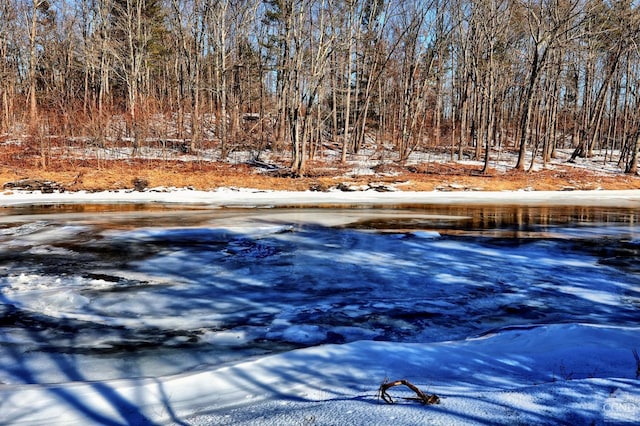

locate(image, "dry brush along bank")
[[2, 158, 639, 193]]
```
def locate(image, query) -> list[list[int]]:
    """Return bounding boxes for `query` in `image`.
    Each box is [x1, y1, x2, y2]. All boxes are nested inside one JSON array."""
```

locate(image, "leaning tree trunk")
[[626, 130, 640, 175]]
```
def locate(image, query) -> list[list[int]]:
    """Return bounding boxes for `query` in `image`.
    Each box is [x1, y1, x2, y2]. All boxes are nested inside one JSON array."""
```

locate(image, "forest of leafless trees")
[[1, 0, 640, 175]]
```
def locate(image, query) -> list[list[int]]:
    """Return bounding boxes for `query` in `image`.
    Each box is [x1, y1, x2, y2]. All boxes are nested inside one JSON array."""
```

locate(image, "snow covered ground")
[[1, 188, 639, 425]]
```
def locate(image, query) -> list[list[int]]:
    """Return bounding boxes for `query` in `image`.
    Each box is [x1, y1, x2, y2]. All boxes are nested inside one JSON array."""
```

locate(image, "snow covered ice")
[[0, 189, 639, 425]]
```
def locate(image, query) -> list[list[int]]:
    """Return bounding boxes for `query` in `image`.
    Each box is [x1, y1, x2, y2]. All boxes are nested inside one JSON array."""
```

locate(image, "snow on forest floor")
[[0, 189, 639, 425], [4, 129, 640, 193]]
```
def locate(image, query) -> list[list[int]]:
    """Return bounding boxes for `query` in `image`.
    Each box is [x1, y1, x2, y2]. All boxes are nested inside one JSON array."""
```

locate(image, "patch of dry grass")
[[1, 154, 639, 193]]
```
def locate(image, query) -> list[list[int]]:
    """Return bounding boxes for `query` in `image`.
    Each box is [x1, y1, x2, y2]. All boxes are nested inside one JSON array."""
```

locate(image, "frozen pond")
[[1, 203, 639, 386]]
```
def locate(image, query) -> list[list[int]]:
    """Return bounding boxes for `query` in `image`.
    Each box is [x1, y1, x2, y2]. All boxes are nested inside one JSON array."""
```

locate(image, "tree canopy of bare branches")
[[2, 0, 640, 174]]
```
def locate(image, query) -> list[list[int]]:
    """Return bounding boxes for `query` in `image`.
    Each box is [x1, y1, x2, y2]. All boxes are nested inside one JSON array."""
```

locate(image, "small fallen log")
[[3, 179, 64, 193], [378, 379, 440, 405]]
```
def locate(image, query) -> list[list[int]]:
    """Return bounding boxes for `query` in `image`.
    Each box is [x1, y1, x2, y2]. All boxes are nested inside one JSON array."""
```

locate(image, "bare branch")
[[378, 379, 440, 405]]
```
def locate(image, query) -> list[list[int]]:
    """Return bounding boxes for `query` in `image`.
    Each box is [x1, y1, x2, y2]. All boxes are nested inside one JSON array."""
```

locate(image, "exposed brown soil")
[[2, 158, 639, 193]]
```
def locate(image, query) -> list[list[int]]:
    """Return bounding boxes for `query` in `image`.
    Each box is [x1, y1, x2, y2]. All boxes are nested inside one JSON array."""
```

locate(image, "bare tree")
[[472, 0, 512, 173], [0, 1, 18, 133], [26, 0, 54, 128], [514, 0, 584, 171], [110, 0, 166, 152], [571, 0, 640, 164]]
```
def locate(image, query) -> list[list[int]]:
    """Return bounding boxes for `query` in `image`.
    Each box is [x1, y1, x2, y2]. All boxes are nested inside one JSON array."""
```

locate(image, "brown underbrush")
[[1, 141, 639, 192]]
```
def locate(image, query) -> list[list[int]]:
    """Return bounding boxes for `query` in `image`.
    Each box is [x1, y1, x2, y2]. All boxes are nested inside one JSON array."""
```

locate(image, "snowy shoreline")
[[2, 324, 639, 425], [3, 187, 640, 208]]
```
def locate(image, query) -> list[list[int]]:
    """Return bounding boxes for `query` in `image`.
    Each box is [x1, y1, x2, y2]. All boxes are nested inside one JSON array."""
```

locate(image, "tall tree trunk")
[[28, 0, 41, 127], [626, 130, 640, 175], [516, 46, 541, 171]]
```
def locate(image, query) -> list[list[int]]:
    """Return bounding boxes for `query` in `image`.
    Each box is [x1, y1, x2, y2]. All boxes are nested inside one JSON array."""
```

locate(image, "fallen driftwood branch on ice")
[[378, 379, 440, 405]]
